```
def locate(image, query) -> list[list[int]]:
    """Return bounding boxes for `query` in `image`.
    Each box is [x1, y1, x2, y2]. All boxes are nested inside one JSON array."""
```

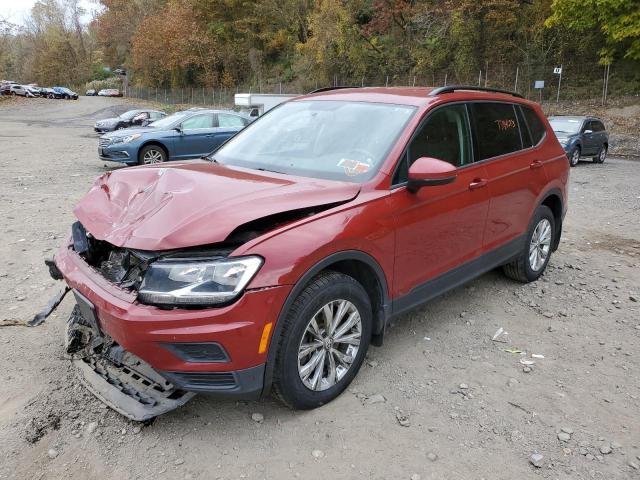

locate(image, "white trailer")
[[234, 93, 298, 117]]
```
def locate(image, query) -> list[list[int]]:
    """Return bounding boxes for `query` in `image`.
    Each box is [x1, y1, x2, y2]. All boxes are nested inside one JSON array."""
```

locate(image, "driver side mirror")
[[407, 157, 457, 193], [584, 129, 593, 134], [173, 126, 183, 134]]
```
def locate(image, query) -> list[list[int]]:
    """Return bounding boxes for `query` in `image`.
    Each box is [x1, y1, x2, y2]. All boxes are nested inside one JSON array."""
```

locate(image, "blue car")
[[98, 109, 251, 165]]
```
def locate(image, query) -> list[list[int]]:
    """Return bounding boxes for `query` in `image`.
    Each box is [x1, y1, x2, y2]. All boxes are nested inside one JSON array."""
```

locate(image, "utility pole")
[[556, 64, 562, 103]]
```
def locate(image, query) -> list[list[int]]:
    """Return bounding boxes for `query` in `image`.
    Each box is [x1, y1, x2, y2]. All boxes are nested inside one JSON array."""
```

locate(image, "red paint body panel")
[[56, 87, 569, 383], [74, 161, 359, 250], [55, 242, 291, 371]]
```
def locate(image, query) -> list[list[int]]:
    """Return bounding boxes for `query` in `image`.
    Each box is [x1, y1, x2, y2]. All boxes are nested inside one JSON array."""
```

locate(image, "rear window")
[[470, 103, 523, 160], [521, 106, 546, 146]]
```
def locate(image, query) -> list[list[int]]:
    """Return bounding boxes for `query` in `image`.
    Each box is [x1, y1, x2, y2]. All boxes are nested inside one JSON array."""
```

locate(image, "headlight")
[[138, 256, 263, 306], [122, 133, 141, 143]]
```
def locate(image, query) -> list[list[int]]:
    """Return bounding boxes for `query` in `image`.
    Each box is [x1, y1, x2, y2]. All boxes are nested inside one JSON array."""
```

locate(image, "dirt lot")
[[0, 96, 639, 480]]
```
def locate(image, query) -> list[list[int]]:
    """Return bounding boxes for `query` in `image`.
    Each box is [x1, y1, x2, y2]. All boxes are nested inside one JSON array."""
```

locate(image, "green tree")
[[546, 0, 640, 61]]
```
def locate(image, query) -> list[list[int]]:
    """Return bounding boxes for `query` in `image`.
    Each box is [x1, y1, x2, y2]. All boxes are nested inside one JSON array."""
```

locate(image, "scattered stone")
[[132, 426, 141, 435], [312, 449, 325, 459], [174, 458, 184, 466], [630, 295, 637, 302], [561, 427, 574, 434], [459, 383, 469, 390], [558, 432, 571, 442], [410, 474, 421, 480], [586, 454, 595, 461], [507, 378, 518, 387], [47, 449, 59, 459], [579, 448, 588, 455], [395, 411, 410, 427], [367, 360, 379, 367], [599, 443, 612, 455], [523, 366, 532, 373], [363, 394, 386, 405], [251, 413, 264, 423], [629, 462, 639, 470], [530, 453, 544, 468], [426, 452, 437, 462]]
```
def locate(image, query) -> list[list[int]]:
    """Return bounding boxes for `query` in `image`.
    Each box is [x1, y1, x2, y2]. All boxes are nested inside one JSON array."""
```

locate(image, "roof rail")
[[307, 86, 360, 94], [430, 85, 524, 99]]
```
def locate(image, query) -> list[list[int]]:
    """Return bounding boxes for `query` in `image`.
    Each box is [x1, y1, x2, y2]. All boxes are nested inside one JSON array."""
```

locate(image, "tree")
[[546, 0, 640, 61]]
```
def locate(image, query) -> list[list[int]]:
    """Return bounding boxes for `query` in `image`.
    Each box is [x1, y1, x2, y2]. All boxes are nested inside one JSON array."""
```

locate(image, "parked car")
[[0, 82, 16, 95], [9, 84, 28, 96], [98, 88, 122, 97], [53, 87, 78, 100], [25, 86, 43, 97], [86, 89, 97, 96], [51, 86, 568, 419], [549, 116, 608, 166], [94, 109, 166, 133], [98, 109, 250, 165]]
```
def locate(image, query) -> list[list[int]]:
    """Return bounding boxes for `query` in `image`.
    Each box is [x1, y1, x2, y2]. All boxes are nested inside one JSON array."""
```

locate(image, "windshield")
[[149, 112, 189, 129], [119, 110, 140, 120], [549, 118, 582, 134], [213, 100, 416, 182]]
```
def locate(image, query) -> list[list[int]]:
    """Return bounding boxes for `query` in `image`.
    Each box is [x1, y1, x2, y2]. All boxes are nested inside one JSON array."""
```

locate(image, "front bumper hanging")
[[66, 297, 195, 422]]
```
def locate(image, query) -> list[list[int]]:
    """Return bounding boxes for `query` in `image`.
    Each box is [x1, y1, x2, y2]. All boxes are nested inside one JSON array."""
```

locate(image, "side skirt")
[[390, 235, 525, 319]]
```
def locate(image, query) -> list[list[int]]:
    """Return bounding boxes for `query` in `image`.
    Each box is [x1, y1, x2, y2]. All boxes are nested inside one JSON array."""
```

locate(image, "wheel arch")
[[261, 250, 390, 396], [540, 189, 563, 251]]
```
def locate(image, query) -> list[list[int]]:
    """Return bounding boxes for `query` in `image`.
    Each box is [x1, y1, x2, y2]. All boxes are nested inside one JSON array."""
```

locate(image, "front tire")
[[568, 146, 580, 167], [503, 205, 555, 283], [138, 145, 167, 165], [272, 271, 372, 409], [593, 145, 607, 163]]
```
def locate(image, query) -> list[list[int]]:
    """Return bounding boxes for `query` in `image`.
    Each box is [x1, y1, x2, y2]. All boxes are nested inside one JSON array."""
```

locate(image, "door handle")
[[530, 160, 543, 169], [205, 134, 216, 138], [469, 178, 488, 190]]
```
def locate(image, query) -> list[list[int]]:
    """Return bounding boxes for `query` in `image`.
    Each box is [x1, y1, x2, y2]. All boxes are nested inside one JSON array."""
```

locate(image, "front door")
[[390, 103, 490, 307], [173, 113, 217, 159]]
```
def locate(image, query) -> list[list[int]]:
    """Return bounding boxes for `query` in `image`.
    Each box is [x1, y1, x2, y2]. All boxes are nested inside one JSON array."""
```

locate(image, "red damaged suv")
[[52, 86, 568, 419]]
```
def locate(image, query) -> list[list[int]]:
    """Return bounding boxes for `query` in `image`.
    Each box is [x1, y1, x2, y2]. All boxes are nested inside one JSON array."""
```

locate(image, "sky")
[[0, 0, 96, 27]]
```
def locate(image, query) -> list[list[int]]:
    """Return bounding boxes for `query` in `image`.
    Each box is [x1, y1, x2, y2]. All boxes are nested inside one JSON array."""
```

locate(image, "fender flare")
[[261, 250, 390, 396]]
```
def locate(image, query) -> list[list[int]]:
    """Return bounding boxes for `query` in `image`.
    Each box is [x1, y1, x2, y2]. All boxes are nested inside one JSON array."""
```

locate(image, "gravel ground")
[[0, 96, 639, 480]]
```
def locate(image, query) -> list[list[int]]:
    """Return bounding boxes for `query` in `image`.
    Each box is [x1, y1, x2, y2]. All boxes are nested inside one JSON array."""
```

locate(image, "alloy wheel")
[[143, 149, 164, 164], [529, 218, 552, 271], [570, 149, 580, 166], [297, 299, 362, 391], [599, 147, 607, 163]]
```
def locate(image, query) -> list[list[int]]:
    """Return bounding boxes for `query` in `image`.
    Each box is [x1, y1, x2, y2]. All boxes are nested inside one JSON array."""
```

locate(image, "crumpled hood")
[[74, 161, 360, 250]]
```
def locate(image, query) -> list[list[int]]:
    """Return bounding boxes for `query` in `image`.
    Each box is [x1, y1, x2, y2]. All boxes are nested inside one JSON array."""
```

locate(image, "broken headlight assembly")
[[137, 256, 263, 306]]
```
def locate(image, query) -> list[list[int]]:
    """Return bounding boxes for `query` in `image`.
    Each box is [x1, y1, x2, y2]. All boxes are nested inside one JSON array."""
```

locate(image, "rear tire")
[[503, 205, 555, 283], [593, 145, 607, 163], [272, 271, 372, 410], [568, 146, 580, 167]]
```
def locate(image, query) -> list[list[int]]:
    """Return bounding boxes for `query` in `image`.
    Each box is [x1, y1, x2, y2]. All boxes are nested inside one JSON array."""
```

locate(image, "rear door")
[[172, 113, 217, 159], [210, 113, 248, 149], [471, 102, 548, 253]]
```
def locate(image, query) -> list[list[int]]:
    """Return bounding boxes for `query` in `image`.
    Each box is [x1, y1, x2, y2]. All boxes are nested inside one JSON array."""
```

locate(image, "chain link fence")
[[124, 61, 639, 107]]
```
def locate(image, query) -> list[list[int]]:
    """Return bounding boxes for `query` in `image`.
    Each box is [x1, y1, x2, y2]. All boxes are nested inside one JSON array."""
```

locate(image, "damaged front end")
[[65, 291, 195, 422]]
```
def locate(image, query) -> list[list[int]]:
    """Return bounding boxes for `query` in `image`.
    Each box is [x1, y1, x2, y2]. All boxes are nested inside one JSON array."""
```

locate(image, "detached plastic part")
[[72, 357, 195, 422], [67, 305, 195, 422]]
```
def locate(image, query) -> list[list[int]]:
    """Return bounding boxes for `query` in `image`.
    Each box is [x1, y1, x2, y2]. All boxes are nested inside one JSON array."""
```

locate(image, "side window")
[[393, 104, 472, 185], [521, 106, 546, 146], [181, 114, 215, 130], [592, 121, 604, 132], [217, 113, 246, 127], [150, 112, 164, 120], [583, 121, 595, 133], [470, 103, 523, 160]]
